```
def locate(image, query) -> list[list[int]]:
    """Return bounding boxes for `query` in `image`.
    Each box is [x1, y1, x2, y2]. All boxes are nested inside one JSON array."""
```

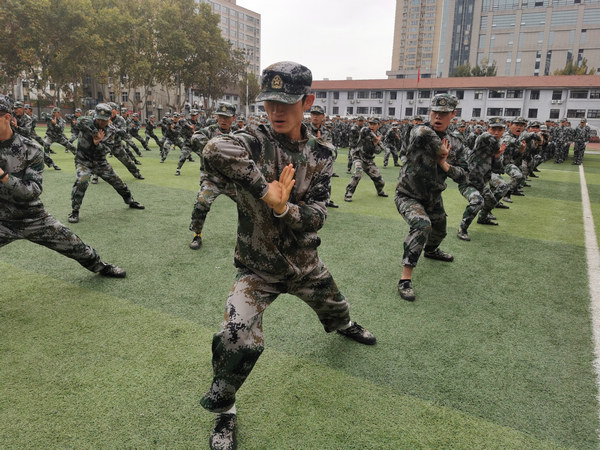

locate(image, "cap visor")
[[256, 92, 304, 104]]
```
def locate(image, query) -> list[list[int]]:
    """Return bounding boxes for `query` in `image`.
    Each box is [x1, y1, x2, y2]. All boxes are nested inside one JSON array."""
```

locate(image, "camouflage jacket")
[[356, 126, 385, 161], [306, 123, 332, 145], [14, 113, 34, 138], [574, 125, 591, 143], [203, 123, 333, 282], [466, 132, 504, 192], [127, 118, 142, 134], [519, 131, 542, 161], [45, 116, 67, 139], [384, 127, 401, 149], [396, 124, 467, 203], [192, 124, 234, 181], [178, 118, 197, 144], [164, 120, 182, 141], [74, 118, 112, 163], [349, 123, 361, 148], [145, 118, 157, 131], [110, 115, 128, 140], [0, 132, 45, 221]]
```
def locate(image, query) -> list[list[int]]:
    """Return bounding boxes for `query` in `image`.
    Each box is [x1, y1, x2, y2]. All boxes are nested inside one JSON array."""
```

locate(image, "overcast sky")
[[237, 0, 397, 81]]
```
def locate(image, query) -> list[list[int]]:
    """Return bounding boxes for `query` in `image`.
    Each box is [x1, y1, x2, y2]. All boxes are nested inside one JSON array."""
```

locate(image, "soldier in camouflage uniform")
[[396, 94, 467, 302], [572, 118, 591, 165], [0, 96, 125, 278], [175, 109, 201, 176], [554, 119, 572, 163], [43, 107, 76, 154], [160, 113, 183, 162], [198, 62, 376, 450], [347, 116, 365, 173], [67, 104, 145, 224], [12, 101, 61, 171], [128, 113, 151, 152], [144, 115, 162, 150], [383, 123, 401, 168], [500, 117, 527, 203], [187, 103, 237, 249], [67, 108, 83, 143], [457, 118, 509, 241], [115, 107, 143, 161], [344, 117, 388, 202]]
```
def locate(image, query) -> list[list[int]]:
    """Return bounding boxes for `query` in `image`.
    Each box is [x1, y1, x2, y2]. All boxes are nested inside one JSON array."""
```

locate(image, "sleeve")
[[1, 145, 44, 201]]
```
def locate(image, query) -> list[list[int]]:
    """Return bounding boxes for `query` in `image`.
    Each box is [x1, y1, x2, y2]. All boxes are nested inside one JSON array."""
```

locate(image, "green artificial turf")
[[1, 134, 598, 448]]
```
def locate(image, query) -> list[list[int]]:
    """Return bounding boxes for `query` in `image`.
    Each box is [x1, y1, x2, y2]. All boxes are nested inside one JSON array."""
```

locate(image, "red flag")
[[417, 67, 421, 84]]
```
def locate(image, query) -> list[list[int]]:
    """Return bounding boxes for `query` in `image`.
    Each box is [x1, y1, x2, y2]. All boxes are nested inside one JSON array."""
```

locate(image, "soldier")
[[175, 109, 200, 176], [344, 117, 388, 202], [187, 103, 237, 249], [395, 94, 467, 302], [128, 113, 151, 152], [307, 105, 339, 207], [43, 107, 76, 154], [160, 112, 183, 163], [120, 108, 144, 158], [198, 62, 375, 450], [67, 108, 83, 143], [108, 103, 142, 166], [347, 116, 365, 173], [67, 103, 145, 224], [12, 101, 61, 171], [457, 117, 508, 241], [382, 122, 401, 168], [0, 96, 126, 278], [501, 118, 527, 203], [144, 114, 162, 149], [554, 118, 572, 164], [572, 118, 591, 165]]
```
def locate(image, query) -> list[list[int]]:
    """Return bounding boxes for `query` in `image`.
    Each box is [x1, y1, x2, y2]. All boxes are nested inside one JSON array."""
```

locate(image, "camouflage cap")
[[0, 95, 13, 113], [13, 101, 24, 109], [527, 121, 541, 128], [149, 114, 156, 119], [412, 115, 424, 122], [430, 94, 458, 112], [368, 117, 381, 124], [75, 108, 82, 113], [488, 117, 506, 128], [24, 103, 31, 109], [132, 113, 139, 118], [237, 115, 246, 121], [256, 61, 312, 104], [357, 116, 366, 121], [52, 107, 61, 113], [215, 102, 236, 117], [94, 103, 112, 121], [309, 105, 325, 115], [580, 118, 587, 123], [511, 116, 527, 124], [190, 109, 199, 115], [109, 102, 119, 111], [560, 118, 568, 122]]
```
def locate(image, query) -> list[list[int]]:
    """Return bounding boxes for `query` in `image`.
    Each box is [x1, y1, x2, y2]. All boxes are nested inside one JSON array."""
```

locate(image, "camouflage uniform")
[[144, 116, 162, 149], [13, 105, 60, 170], [160, 117, 183, 162], [43, 110, 76, 154], [395, 121, 466, 267], [383, 125, 401, 167], [572, 120, 591, 165], [127, 115, 151, 151], [344, 120, 387, 201], [69, 106, 144, 222], [112, 112, 141, 163], [0, 107, 112, 274], [554, 121, 572, 163], [188, 122, 237, 238], [347, 119, 364, 172], [175, 113, 200, 173]]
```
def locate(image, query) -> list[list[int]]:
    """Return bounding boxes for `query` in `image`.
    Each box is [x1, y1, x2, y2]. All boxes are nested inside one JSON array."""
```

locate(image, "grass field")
[[1, 132, 599, 448]]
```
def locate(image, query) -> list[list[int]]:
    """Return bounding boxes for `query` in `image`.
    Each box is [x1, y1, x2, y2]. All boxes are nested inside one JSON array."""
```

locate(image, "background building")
[[388, 0, 600, 79]]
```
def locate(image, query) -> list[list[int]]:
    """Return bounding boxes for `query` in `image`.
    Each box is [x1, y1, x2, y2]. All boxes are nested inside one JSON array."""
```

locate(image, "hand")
[[519, 141, 526, 153], [496, 142, 507, 157], [262, 164, 296, 215], [93, 129, 105, 145], [437, 138, 450, 162], [10, 116, 17, 127]]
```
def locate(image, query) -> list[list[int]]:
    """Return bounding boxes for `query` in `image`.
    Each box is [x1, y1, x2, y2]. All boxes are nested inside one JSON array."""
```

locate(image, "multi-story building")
[[388, 0, 600, 79], [310, 75, 600, 129]]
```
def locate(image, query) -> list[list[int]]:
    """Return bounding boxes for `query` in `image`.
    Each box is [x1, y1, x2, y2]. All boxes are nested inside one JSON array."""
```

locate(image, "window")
[[590, 90, 600, 99], [474, 91, 484, 100], [371, 91, 383, 99], [390, 91, 397, 100], [121, 92, 128, 103], [371, 107, 382, 115], [357, 107, 369, 114], [405, 107, 413, 116], [455, 90, 464, 100], [530, 90, 540, 100], [472, 108, 481, 118], [346, 106, 354, 115], [570, 90, 588, 99], [418, 90, 431, 99], [505, 108, 521, 116], [357, 91, 369, 99], [347, 91, 354, 100], [506, 90, 523, 99], [549, 109, 560, 119], [487, 107, 503, 116], [455, 108, 462, 117], [135, 92, 141, 102], [528, 108, 538, 118], [552, 90, 562, 100], [566, 109, 586, 118], [332, 106, 339, 115], [406, 91, 415, 100], [333, 92, 339, 100], [109, 92, 115, 102], [587, 110, 600, 119], [315, 91, 327, 99], [417, 107, 429, 115], [489, 90, 505, 99], [388, 107, 396, 116]]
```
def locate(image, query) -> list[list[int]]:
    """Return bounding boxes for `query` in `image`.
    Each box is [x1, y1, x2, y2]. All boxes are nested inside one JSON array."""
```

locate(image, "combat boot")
[[175, 169, 181, 176], [209, 413, 237, 450], [189, 234, 202, 250], [457, 228, 470, 241], [336, 322, 376, 345], [398, 279, 416, 301], [68, 210, 79, 223], [129, 201, 145, 210], [496, 201, 509, 209], [99, 263, 126, 278], [477, 215, 498, 226], [424, 248, 454, 262]]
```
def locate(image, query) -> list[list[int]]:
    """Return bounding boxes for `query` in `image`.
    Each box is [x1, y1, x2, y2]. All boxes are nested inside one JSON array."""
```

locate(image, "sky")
[[237, 0, 397, 81]]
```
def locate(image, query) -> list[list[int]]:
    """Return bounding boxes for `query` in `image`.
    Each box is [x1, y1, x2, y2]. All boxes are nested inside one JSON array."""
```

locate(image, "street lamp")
[[157, 104, 163, 120]]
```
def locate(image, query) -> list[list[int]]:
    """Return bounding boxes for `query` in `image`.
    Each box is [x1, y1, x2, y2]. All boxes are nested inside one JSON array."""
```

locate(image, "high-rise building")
[[197, 0, 261, 76], [388, 0, 600, 79]]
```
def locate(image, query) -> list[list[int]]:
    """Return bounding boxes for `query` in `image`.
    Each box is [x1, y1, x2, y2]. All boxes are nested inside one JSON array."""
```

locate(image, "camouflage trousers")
[[176, 143, 201, 170], [489, 173, 510, 203], [130, 131, 150, 151], [573, 141, 587, 165], [71, 160, 133, 211], [503, 163, 524, 191], [110, 142, 141, 177], [144, 129, 162, 149], [160, 138, 182, 161], [383, 147, 399, 167], [200, 264, 351, 413], [345, 159, 385, 198], [458, 184, 484, 230], [347, 147, 356, 171], [395, 194, 447, 267], [0, 211, 103, 272], [123, 135, 142, 156], [44, 134, 75, 154], [554, 141, 570, 163], [189, 178, 237, 234]]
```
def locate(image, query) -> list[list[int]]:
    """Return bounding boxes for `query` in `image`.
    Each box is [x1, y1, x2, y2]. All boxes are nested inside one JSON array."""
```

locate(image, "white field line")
[[579, 165, 600, 431]]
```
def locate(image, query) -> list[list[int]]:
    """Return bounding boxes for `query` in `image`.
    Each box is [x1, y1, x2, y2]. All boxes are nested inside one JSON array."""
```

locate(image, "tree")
[[554, 58, 596, 75], [450, 59, 497, 77], [451, 63, 472, 77], [239, 72, 261, 113]]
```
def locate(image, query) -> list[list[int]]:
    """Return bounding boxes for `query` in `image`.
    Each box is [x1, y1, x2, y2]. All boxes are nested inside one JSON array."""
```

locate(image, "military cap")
[[52, 107, 61, 113], [121, 107, 127, 112], [109, 102, 119, 111], [458, 120, 467, 126], [190, 109, 199, 115], [309, 105, 325, 115], [0, 95, 13, 113], [357, 116, 366, 121], [149, 115, 156, 119], [560, 118, 568, 122], [430, 94, 458, 112], [24, 104, 31, 109], [368, 117, 381, 124], [540, 125, 548, 131], [132, 113, 139, 118], [164, 112, 172, 117], [527, 121, 541, 128], [172, 112, 181, 118], [511, 116, 527, 124], [488, 117, 506, 128], [75, 108, 82, 113], [580, 118, 587, 123], [215, 102, 236, 117], [13, 101, 24, 109], [256, 61, 312, 104], [412, 115, 424, 122], [94, 103, 112, 121], [237, 115, 246, 121]]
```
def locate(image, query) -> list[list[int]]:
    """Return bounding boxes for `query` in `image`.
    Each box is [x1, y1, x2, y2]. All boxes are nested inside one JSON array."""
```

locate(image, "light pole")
[[157, 104, 163, 120]]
